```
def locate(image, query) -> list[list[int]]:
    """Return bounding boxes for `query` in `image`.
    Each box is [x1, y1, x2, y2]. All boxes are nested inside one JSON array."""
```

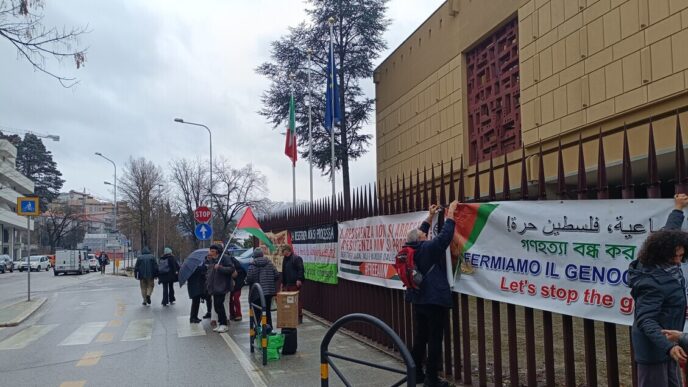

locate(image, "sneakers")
[[214, 325, 228, 333]]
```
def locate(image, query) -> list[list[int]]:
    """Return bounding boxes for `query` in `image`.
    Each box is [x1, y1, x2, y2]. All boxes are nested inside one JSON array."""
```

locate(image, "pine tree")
[[257, 0, 390, 206], [16, 133, 65, 211]]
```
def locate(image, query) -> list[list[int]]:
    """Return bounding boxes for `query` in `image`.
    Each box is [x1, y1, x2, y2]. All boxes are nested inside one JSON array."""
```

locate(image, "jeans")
[[100, 264, 106, 274], [213, 293, 228, 326], [139, 279, 154, 300], [229, 289, 242, 318], [411, 304, 448, 381], [637, 361, 681, 387], [161, 282, 175, 305], [253, 295, 273, 329], [190, 295, 211, 319]]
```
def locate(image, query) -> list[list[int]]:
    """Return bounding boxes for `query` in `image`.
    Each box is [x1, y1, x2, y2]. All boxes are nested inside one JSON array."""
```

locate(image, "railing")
[[320, 313, 415, 387], [248, 283, 268, 366], [263, 111, 688, 386]]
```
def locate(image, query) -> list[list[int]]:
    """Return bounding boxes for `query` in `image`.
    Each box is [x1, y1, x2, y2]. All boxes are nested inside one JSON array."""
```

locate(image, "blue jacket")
[[405, 218, 455, 308], [628, 209, 686, 364]]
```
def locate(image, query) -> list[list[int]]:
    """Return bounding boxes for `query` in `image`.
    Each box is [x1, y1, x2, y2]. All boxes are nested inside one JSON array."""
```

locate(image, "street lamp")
[[156, 183, 163, 257], [174, 118, 213, 231], [95, 152, 117, 235], [104, 181, 115, 234]]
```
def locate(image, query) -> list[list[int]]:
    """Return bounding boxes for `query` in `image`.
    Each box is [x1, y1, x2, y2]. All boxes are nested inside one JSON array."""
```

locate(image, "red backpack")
[[394, 245, 421, 289]]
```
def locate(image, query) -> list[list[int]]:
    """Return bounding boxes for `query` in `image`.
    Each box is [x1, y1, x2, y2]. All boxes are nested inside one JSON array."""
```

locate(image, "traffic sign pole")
[[26, 216, 30, 302]]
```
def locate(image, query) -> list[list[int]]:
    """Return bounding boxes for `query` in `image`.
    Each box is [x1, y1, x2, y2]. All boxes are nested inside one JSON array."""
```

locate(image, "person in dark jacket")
[[229, 255, 247, 322], [98, 252, 108, 274], [280, 244, 305, 323], [247, 248, 280, 329], [158, 247, 180, 306], [134, 247, 158, 306], [630, 195, 688, 387], [206, 244, 235, 333], [187, 262, 211, 324], [405, 201, 457, 387]]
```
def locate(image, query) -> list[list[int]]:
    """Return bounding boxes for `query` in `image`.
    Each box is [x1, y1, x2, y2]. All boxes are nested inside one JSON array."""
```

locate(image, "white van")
[[54, 250, 90, 276]]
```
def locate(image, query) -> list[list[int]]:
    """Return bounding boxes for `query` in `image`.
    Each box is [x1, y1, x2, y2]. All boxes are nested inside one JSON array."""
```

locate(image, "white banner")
[[338, 212, 428, 289], [454, 199, 682, 326]]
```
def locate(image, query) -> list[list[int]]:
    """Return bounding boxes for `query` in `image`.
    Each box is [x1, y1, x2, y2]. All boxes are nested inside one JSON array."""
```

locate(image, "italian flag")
[[237, 207, 274, 251], [284, 94, 297, 165]]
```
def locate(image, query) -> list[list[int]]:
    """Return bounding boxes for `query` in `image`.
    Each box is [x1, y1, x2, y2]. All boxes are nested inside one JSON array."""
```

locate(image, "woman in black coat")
[[629, 229, 688, 387], [159, 248, 180, 306], [187, 263, 211, 323]]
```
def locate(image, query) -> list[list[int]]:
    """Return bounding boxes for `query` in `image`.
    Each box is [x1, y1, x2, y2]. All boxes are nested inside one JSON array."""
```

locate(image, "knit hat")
[[163, 247, 172, 255], [252, 248, 264, 258]]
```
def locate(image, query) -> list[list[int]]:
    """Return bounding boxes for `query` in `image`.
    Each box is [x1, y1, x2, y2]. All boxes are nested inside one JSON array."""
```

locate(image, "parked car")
[[88, 254, 98, 272], [233, 248, 253, 273], [0, 255, 14, 272], [0, 260, 5, 274], [18, 255, 51, 272]]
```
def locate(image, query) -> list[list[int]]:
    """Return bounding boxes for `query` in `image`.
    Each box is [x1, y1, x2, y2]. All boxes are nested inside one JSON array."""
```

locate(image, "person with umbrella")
[[205, 244, 236, 333], [179, 249, 212, 323]]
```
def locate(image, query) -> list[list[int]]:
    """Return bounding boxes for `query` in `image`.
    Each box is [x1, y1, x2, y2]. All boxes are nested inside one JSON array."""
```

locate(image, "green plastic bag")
[[267, 347, 280, 361], [268, 333, 285, 350]]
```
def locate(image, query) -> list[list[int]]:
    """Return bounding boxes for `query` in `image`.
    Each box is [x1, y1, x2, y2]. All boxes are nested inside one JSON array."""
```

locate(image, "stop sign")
[[194, 206, 212, 223]]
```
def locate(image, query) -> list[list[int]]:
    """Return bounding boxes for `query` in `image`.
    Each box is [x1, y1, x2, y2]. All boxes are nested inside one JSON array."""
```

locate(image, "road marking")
[[59, 322, 107, 346], [107, 320, 122, 327], [121, 319, 153, 341], [177, 316, 206, 337], [220, 333, 268, 387], [76, 351, 103, 367], [0, 324, 58, 350], [96, 333, 114, 343], [115, 304, 126, 317], [60, 381, 86, 387]]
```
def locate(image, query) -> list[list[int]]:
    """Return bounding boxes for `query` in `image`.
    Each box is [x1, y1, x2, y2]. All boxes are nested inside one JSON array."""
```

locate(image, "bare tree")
[[0, 0, 88, 87], [40, 202, 82, 253], [119, 157, 163, 250], [169, 158, 209, 248], [212, 158, 269, 240]]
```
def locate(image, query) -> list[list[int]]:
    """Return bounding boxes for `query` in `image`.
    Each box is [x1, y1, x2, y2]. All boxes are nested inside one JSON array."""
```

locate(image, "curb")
[[0, 297, 47, 327]]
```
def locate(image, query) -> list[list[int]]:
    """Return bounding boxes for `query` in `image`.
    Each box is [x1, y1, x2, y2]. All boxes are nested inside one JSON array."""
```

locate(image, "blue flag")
[[324, 45, 341, 133]]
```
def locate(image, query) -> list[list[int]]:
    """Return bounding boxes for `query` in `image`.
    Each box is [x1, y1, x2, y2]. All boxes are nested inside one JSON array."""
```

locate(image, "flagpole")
[[290, 72, 296, 207], [328, 17, 336, 201], [307, 49, 313, 204]]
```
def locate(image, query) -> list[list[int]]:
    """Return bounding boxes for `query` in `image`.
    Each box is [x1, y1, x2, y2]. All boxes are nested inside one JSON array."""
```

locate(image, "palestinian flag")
[[284, 94, 297, 165], [452, 203, 498, 276], [237, 207, 274, 251]]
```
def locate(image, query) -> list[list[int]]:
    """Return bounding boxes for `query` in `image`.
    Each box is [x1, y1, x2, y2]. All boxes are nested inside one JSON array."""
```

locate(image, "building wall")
[[375, 0, 688, 196]]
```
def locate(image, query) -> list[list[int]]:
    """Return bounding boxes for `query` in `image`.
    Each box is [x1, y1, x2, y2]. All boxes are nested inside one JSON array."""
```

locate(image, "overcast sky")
[[0, 0, 444, 204]]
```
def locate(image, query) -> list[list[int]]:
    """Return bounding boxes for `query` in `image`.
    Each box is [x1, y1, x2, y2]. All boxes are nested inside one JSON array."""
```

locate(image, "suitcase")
[[281, 328, 297, 355]]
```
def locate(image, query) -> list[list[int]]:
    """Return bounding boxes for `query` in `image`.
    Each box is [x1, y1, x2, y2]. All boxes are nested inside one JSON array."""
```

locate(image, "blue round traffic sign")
[[194, 224, 213, 241]]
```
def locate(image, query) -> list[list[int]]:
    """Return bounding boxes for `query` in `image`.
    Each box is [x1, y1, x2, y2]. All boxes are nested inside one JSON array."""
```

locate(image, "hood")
[[253, 257, 270, 267], [628, 260, 681, 288], [141, 247, 151, 254]]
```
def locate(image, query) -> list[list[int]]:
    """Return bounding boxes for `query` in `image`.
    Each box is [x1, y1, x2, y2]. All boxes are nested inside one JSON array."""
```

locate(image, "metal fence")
[[262, 110, 688, 387]]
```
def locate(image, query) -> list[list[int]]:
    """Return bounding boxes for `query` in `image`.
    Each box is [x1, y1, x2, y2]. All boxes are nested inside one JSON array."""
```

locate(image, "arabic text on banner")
[[289, 224, 338, 284], [454, 199, 679, 326]]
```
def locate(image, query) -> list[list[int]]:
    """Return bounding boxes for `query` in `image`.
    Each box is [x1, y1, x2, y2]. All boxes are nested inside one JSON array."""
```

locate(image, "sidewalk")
[[0, 297, 46, 327], [225, 292, 412, 387]]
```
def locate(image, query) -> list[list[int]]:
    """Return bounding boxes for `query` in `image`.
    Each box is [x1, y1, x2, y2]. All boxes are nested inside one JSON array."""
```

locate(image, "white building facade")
[[0, 139, 34, 259]]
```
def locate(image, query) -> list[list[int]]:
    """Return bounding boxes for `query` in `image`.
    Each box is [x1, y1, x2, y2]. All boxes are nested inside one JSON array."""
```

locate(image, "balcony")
[[0, 158, 34, 195], [0, 188, 19, 206], [0, 207, 32, 230], [0, 140, 17, 160]]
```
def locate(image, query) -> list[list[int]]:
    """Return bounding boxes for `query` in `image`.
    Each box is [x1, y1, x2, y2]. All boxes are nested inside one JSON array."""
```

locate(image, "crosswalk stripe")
[[177, 316, 206, 338], [76, 351, 103, 367], [60, 381, 86, 387], [121, 319, 153, 341], [96, 332, 114, 343], [0, 324, 58, 350], [59, 322, 107, 346]]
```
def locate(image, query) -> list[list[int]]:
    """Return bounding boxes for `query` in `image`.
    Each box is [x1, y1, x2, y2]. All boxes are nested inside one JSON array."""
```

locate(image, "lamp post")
[[104, 181, 116, 234], [95, 153, 117, 233], [156, 183, 163, 256], [174, 118, 213, 245]]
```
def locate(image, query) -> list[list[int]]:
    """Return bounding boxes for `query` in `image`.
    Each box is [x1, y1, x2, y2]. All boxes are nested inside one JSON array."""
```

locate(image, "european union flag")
[[324, 45, 341, 133]]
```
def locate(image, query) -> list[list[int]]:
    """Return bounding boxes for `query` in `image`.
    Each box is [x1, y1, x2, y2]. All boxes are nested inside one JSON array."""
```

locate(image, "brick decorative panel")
[[466, 18, 521, 164]]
